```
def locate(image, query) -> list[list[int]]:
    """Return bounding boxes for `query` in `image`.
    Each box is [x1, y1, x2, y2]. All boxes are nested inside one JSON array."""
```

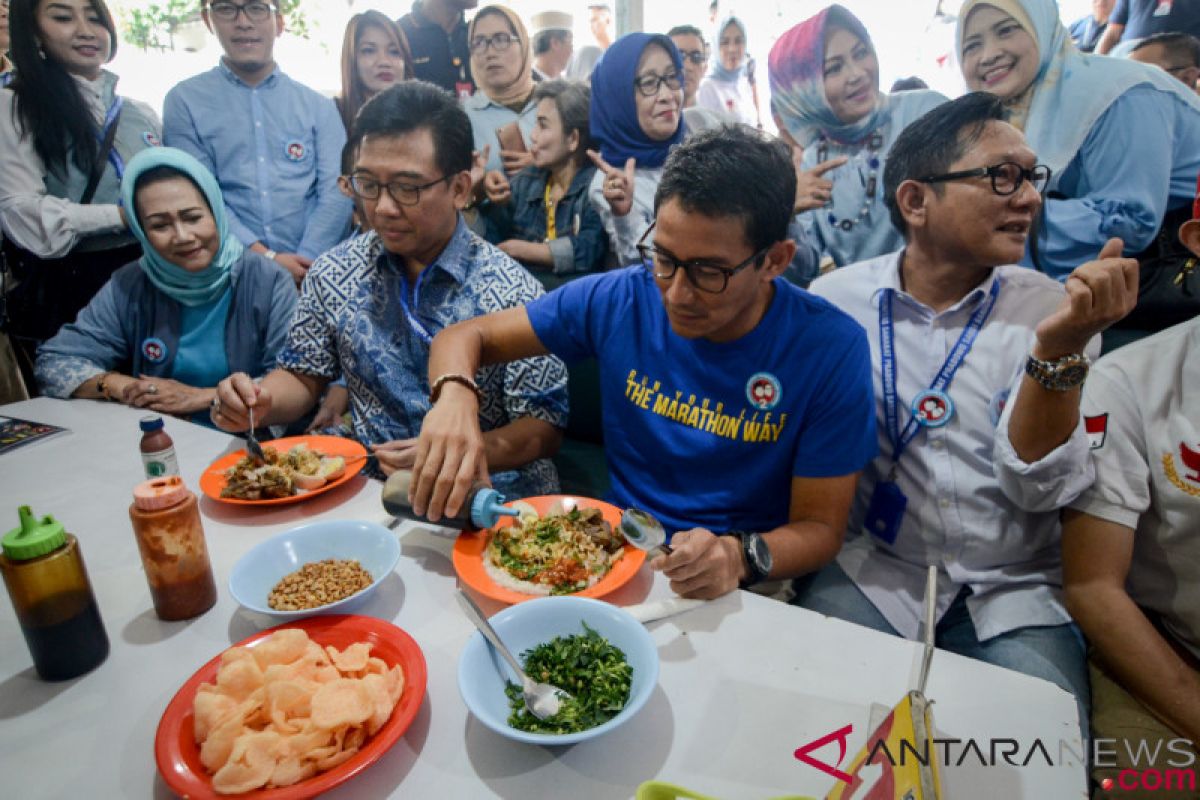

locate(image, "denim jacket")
[[492, 164, 609, 275]]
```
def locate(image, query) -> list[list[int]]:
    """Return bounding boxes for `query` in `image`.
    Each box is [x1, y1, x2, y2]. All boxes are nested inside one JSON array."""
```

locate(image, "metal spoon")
[[620, 507, 673, 557], [456, 590, 571, 721], [245, 404, 267, 464]]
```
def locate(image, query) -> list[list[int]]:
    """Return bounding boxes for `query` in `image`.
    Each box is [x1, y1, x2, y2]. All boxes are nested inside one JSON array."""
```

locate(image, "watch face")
[[748, 533, 772, 574], [1058, 364, 1089, 387]]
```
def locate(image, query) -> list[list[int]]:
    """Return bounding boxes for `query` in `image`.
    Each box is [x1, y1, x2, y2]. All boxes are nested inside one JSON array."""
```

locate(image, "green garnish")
[[505, 623, 633, 734]]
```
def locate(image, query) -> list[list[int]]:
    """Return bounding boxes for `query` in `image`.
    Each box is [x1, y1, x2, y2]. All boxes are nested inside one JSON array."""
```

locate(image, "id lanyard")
[[878, 276, 1001, 470], [543, 182, 558, 240], [396, 267, 435, 346], [96, 96, 126, 180]]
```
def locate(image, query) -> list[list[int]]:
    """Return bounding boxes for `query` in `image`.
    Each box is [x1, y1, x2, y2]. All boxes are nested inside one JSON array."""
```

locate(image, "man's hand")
[[410, 382, 489, 521], [212, 372, 272, 432], [274, 252, 313, 286], [1035, 237, 1139, 358], [122, 375, 213, 415], [588, 150, 636, 217], [793, 154, 849, 213], [371, 438, 419, 475], [484, 170, 512, 205], [650, 529, 746, 599], [501, 149, 533, 175], [307, 383, 348, 432]]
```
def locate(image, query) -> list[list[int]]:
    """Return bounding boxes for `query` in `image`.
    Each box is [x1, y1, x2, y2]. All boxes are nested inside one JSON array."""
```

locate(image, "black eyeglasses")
[[469, 32, 519, 53], [918, 161, 1051, 196], [348, 174, 449, 206], [208, 1, 276, 22], [1165, 64, 1196, 75], [633, 71, 683, 97], [677, 49, 707, 65], [636, 223, 768, 294]]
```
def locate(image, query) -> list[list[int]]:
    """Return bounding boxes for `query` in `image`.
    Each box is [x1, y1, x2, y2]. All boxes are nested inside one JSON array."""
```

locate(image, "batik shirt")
[[276, 218, 568, 498]]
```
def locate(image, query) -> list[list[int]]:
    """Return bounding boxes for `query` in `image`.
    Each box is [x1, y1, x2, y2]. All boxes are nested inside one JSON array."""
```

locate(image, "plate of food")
[[200, 436, 368, 506], [155, 614, 427, 799], [452, 495, 646, 605]]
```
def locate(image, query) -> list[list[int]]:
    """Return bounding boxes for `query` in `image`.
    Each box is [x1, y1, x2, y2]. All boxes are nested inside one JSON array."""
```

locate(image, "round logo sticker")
[[285, 140, 306, 161], [142, 131, 161, 147], [142, 337, 167, 364], [912, 389, 954, 428], [988, 388, 1011, 427], [746, 372, 782, 410]]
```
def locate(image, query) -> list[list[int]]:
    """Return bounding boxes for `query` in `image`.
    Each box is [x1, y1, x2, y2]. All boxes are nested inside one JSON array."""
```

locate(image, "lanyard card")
[[864, 480, 907, 545]]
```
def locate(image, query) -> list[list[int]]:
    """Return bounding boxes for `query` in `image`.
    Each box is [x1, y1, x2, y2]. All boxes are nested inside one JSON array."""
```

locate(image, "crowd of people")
[[1, 0, 1198, 796]]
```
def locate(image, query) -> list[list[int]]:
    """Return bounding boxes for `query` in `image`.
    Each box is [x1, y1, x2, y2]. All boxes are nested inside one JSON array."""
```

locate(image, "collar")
[[71, 69, 119, 104], [218, 59, 281, 88], [375, 215, 473, 286], [870, 249, 1000, 317], [463, 91, 533, 113]]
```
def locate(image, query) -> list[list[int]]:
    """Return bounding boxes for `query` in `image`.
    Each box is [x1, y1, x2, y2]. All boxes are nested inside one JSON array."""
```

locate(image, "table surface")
[[0, 398, 1087, 799]]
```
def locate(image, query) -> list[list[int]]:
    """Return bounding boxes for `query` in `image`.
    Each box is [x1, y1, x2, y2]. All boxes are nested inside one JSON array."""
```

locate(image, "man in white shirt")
[[530, 11, 573, 82], [795, 92, 1138, 735], [1062, 198, 1200, 796]]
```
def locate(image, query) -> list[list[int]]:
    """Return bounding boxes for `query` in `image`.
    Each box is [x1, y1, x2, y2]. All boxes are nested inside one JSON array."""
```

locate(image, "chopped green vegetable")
[[505, 623, 633, 734]]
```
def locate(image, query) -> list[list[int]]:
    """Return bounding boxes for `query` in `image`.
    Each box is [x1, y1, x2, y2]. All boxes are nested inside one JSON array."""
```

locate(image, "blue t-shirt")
[[1112, 0, 1200, 41], [526, 266, 877, 536]]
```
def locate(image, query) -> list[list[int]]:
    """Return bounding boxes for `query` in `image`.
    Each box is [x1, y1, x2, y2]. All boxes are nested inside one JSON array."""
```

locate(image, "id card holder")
[[864, 480, 907, 545], [455, 82, 474, 100]]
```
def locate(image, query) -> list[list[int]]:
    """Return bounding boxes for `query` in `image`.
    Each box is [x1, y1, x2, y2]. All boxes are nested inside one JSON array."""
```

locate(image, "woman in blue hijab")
[[697, 16, 761, 128], [35, 147, 297, 425], [958, 0, 1200, 281], [587, 32, 720, 266]]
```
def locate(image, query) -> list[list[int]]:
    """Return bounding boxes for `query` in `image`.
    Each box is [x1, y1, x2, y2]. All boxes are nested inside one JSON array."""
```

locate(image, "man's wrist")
[[1032, 337, 1088, 361], [722, 535, 750, 584]]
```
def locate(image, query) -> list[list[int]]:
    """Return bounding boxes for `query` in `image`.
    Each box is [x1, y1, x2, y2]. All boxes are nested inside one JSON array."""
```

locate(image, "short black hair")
[[655, 124, 795, 253], [531, 79, 593, 159], [533, 29, 569, 56], [1132, 31, 1200, 67], [340, 135, 360, 176], [668, 24, 705, 43], [889, 76, 929, 92], [353, 81, 473, 177], [132, 166, 211, 223], [883, 91, 1006, 235]]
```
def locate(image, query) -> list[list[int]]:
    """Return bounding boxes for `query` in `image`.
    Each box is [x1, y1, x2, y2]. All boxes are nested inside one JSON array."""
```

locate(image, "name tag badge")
[[864, 480, 907, 545], [455, 82, 474, 99]]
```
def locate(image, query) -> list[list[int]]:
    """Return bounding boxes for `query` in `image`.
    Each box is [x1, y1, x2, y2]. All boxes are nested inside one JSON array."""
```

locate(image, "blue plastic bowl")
[[457, 595, 659, 745], [228, 519, 401, 619]]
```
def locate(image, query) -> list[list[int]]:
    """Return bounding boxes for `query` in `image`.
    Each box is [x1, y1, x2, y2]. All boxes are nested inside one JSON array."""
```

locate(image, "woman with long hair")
[[336, 10, 410, 136], [0, 0, 160, 378]]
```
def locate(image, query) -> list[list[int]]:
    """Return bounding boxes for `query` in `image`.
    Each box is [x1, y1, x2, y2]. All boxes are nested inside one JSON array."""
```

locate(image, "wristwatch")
[[1024, 352, 1091, 391], [725, 530, 772, 589]]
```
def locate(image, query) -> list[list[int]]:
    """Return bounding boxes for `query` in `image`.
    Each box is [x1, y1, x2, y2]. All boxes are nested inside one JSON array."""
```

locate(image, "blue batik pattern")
[[277, 218, 568, 498]]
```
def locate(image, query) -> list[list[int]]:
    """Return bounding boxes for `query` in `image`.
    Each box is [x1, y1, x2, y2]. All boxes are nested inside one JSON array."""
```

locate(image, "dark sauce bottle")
[[1, 507, 109, 681]]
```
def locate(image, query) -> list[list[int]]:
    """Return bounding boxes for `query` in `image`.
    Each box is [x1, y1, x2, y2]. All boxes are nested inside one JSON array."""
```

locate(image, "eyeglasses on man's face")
[[469, 32, 518, 53], [208, 1, 276, 23], [636, 223, 768, 294], [917, 161, 1051, 196], [633, 70, 683, 97], [677, 49, 707, 66], [348, 174, 449, 206]]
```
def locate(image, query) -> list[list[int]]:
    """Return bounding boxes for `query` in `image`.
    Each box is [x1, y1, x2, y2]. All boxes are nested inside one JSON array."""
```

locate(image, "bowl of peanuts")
[[229, 519, 402, 619]]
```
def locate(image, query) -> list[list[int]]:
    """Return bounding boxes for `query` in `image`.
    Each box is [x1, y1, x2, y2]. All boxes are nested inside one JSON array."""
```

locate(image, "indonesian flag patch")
[[1085, 413, 1109, 450]]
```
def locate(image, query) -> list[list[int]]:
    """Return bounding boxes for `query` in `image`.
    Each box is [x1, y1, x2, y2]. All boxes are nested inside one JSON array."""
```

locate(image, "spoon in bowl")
[[456, 590, 571, 720], [620, 508, 673, 558]]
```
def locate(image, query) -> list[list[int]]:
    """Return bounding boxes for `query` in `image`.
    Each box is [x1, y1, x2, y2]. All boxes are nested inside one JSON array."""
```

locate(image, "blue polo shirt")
[[526, 266, 877, 536], [1112, 0, 1200, 41]]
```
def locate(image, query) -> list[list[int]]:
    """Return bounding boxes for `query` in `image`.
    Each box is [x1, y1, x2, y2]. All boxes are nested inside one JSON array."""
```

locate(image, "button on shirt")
[[1070, 318, 1200, 659], [808, 253, 1099, 642], [162, 64, 350, 259], [275, 219, 569, 499]]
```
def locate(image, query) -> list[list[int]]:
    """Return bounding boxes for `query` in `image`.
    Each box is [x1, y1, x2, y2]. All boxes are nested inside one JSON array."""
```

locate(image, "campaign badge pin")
[[142, 131, 161, 147], [142, 337, 168, 364], [746, 372, 782, 411], [912, 389, 953, 428], [285, 140, 306, 162], [988, 388, 1010, 427]]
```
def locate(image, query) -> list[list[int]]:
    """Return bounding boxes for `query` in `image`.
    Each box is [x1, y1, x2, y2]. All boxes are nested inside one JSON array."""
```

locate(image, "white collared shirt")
[[809, 252, 1099, 641], [1069, 318, 1200, 659]]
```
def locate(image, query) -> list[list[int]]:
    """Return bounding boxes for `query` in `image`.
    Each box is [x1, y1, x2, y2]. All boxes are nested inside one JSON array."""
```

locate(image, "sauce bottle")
[[380, 469, 517, 530], [0, 506, 109, 681], [128, 476, 217, 620], [139, 415, 179, 478]]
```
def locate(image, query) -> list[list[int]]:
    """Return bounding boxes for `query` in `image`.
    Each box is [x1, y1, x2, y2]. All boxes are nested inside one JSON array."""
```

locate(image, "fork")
[[245, 405, 267, 464]]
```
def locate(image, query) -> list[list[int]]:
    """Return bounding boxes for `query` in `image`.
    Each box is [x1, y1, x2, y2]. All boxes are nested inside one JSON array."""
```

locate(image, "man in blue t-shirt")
[[409, 125, 877, 600], [1098, 0, 1200, 54]]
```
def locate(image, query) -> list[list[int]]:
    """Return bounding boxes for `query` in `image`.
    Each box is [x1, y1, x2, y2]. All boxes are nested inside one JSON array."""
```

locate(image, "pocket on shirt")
[[274, 132, 317, 180]]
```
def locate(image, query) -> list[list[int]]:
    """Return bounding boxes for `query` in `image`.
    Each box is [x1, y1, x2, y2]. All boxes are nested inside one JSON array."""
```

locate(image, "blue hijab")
[[590, 33, 686, 169], [120, 147, 243, 307], [707, 16, 748, 83]]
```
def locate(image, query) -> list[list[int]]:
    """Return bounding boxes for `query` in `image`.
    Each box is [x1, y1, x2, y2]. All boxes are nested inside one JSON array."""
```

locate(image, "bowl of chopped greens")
[[457, 595, 659, 744]]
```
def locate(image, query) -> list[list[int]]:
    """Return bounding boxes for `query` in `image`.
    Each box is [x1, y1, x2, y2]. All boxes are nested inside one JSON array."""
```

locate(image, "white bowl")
[[458, 596, 659, 745], [229, 520, 401, 619]]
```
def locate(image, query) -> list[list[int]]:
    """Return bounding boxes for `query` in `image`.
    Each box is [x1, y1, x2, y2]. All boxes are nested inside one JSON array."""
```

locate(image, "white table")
[[0, 399, 1086, 799]]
